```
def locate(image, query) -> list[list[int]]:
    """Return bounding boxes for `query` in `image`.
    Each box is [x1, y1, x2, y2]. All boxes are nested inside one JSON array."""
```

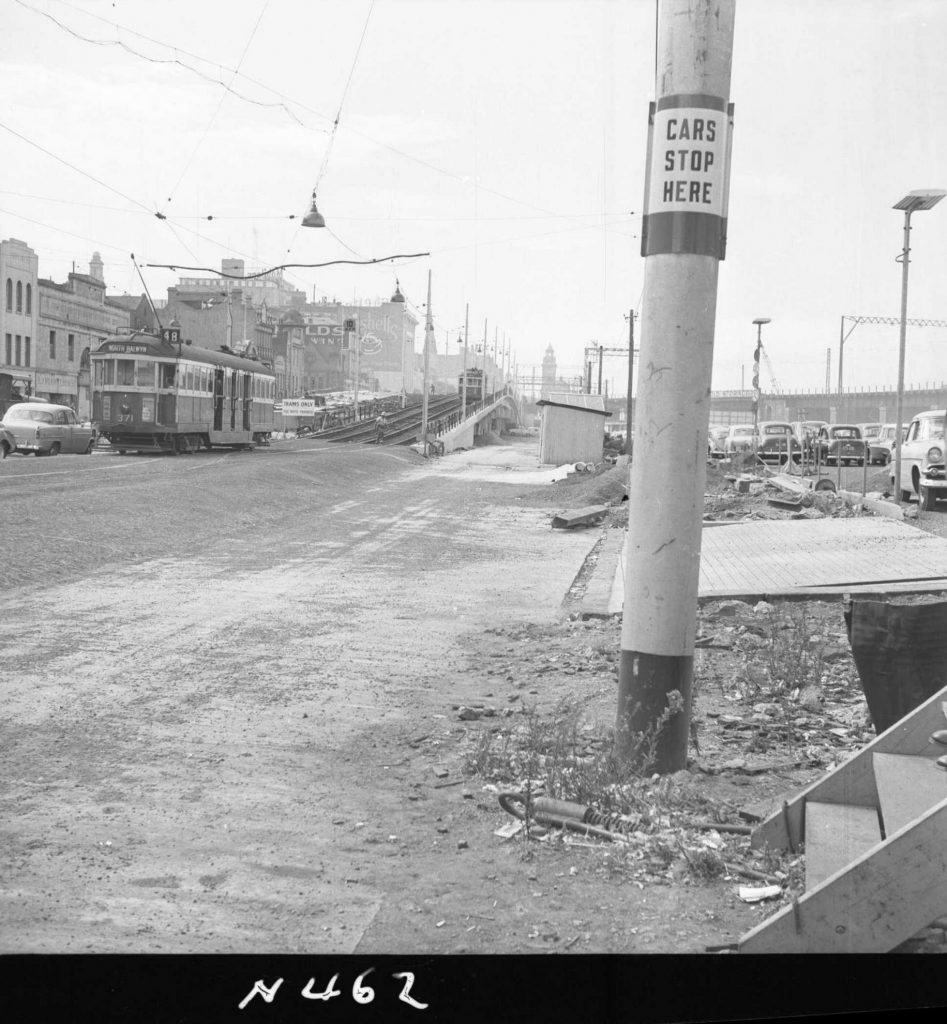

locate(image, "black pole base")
[[615, 649, 693, 774]]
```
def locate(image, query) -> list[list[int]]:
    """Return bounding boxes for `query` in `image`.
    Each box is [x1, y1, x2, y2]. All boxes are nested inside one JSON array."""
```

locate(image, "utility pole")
[[597, 344, 604, 395], [461, 303, 469, 411], [482, 318, 488, 402], [617, 0, 736, 773], [353, 317, 360, 418], [492, 326, 498, 399], [420, 271, 432, 451], [625, 309, 636, 446]]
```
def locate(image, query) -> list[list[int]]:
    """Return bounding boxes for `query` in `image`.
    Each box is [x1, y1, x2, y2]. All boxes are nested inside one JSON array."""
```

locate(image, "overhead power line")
[[18, 0, 624, 226], [145, 252, 431, 278]]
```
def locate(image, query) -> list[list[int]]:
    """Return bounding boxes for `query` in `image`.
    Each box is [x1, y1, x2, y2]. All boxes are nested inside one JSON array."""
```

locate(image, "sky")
[[2, 0, 947, 394]]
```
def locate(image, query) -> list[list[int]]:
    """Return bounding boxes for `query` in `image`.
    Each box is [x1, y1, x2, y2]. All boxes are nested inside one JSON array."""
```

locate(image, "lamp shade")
[[302, 191, 326, 228]]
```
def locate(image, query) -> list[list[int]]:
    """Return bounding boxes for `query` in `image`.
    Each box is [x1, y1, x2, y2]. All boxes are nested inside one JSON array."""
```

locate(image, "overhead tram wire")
[[15, 0, 321, 131], [166, 0, 271, 203], [23, 0, 634, 232], [144, 252, 431, 278], [288, 0, 375, 253], [0, 119, 301, 291]]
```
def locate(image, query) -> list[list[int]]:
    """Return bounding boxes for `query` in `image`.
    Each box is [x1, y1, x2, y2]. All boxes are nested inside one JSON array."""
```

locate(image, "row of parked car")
[[709, 411, 947, 510], [708, 420, 901, 467]]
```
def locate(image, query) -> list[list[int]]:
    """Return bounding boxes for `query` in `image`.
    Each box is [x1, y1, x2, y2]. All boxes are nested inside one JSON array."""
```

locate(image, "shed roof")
[[536, 391, 611, 416]]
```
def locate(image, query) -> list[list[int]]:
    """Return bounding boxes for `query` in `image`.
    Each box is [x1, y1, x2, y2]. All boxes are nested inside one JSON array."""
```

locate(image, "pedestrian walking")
[[375, 412, 390, 444]]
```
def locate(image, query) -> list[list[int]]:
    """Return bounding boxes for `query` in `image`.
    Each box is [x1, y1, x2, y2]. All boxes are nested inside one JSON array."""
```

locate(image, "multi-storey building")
[[1, 243, 135, 416], [173, 259, 306, 310], [37, 253, 134, 415], [298, 287, 419, 395], [0, 238, 39, 401]]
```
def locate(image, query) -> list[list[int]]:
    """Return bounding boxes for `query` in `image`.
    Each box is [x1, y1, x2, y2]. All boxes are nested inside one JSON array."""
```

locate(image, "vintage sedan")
[[812, 424, 867, 466], [707, 425, 730, 459], [756, 421, 802, 464], [0, 402, 96, 455], [872, 423, 906, 465], [0, 424, 16, 458], [890, 410, 946, 510], [723, 424, 757, 457]]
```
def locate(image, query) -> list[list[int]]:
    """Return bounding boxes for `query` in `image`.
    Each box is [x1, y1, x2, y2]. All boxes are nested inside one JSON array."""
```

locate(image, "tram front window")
[[94, 360, 115, 386], [160, 364, 175, 388], [135, 360, 157, 388]]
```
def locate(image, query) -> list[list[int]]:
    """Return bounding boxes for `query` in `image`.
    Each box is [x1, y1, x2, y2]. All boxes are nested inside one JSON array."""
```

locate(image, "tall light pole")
[[752, 317, 771, 442], [893, 189, 945, 502]]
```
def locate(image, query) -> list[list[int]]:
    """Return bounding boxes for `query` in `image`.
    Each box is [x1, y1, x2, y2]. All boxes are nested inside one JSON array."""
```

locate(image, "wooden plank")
[[740, 795, 947, 953], [804, 802, 881, 890], [752, 682, 947, 853], [873, 753, 947, 837]]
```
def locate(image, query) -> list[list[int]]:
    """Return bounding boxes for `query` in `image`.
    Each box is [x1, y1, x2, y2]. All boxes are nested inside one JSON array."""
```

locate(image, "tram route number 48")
[[239, 968, 428, 1011]]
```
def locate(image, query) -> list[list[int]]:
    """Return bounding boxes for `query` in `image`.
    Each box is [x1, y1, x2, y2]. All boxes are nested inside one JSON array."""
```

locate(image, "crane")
[[759, 344, 781, 394]]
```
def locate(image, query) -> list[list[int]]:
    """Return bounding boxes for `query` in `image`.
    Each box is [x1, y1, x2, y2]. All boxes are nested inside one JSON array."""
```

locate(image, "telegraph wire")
[[312, 0, 375, 193], [0, 119, 157, 215], [166, 0, 272, 202], [20, 0, 623, 227], [14, 0, 321, 131]]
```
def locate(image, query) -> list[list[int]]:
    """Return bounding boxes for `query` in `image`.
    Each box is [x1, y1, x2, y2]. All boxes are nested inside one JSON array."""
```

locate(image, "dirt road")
[[1, 439, 607, 954]]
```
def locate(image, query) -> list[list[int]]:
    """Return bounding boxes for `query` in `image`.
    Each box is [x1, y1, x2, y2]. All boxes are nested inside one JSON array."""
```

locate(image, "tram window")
[[94, 360, 115, 385], [135, 361, 157, 388], [117, 360, 136, 386], [160, 364, 175, 388]]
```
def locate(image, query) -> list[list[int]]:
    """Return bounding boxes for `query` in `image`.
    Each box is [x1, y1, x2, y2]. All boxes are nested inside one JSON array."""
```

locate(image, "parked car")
[[889, 410, 947, 510], [790, 420, 828, 457], [0, 402, 96, 456], [756, 421, 801, 464], [872, 422, 906, 465], [812, 424, 867, 466], [707, 425, 730, 459], [0, 424, 16, 458], [723, 424, 757, 457]]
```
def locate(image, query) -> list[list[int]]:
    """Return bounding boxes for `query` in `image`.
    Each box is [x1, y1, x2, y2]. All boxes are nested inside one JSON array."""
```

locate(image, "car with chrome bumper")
[[0, 402, 96, 455], [890, 410, 947, 510], [756, 421, 801, 464], [812, 424, 866, 466]]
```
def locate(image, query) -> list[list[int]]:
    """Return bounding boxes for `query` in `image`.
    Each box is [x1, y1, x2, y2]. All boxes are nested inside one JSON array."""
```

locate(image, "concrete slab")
[[603, 516, 947, 609]]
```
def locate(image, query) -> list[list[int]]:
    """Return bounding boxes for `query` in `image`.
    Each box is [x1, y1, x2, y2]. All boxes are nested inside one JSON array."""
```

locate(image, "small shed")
[[536, 391, 611, 465]]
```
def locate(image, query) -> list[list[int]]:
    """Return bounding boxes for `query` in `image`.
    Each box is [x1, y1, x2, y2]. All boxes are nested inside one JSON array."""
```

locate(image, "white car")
[[0, 402, 97, 456], [890, 410, 946, 510]]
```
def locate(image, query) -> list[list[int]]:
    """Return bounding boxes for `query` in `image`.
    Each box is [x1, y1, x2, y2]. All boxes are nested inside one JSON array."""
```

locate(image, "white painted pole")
[[420, 271, 432, 451], [617, 0, 736, 772]]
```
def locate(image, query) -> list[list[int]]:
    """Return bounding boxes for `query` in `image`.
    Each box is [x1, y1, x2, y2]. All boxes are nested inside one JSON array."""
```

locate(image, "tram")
[[90, 327, 276, 454], [458, 367, 484, 405]]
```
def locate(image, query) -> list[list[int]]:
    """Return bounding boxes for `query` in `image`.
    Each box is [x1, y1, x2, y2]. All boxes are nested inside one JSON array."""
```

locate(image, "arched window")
[[15, 281, 22, 312], [25, 284, 31, 315], [5, 279, 11, 311]]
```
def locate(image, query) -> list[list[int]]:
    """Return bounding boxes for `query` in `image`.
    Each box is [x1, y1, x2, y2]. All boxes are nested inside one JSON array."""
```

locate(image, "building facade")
[[0, 238, 39, 399], [174, 259, 306, 310], [37, 254, 133, 415]]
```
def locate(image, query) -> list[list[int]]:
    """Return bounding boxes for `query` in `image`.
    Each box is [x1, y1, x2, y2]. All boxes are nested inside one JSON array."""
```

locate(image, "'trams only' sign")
[[641, 94, 734, 259]]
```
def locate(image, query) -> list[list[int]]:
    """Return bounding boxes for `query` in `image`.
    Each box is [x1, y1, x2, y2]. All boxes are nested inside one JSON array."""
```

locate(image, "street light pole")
[[752, 318, 770, 443], [893, 189, 945, 502]]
